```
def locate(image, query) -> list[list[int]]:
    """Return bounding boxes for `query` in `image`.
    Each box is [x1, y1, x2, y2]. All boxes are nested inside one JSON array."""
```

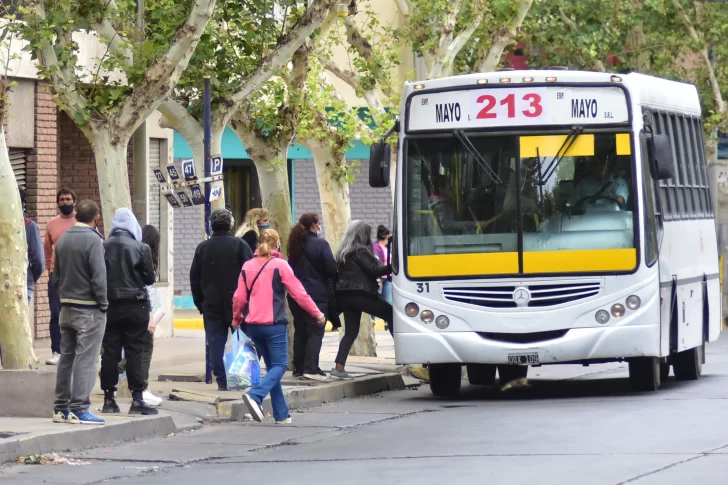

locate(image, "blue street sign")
[[210, 155, 223, 176], [153, 169, 166, 184], [166, 164, 180, 181], [189, 184, 205, 205], [177, 190, 193, 207], [164, 192, 181, 208], [182, 159, 197, 180]]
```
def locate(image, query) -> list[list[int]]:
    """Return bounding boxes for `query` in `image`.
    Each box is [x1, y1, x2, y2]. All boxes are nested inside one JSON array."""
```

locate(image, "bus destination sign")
[[408, 86, 629, 131]]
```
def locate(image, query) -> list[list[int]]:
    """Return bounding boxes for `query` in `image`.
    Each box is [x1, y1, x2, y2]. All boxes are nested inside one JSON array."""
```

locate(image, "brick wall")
[[173, 203, 203, 296], [26, 82, 58, 339], [292, 158, 393, 241], [57, 112, 134, 234]]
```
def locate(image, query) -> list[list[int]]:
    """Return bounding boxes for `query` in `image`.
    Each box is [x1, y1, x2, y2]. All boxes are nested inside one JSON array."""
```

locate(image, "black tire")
[[673, 344, 703, 381], [629, 357, 661, 392], [497, 365, 529, 385], [660, 363, 670, 382], [429, 364, 462, 397], [466, 364, 497, 386]]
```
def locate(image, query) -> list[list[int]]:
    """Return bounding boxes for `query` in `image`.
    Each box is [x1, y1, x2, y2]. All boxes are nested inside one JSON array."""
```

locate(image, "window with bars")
[[9, 148, 27, 189], [646, 110, 713, 221]]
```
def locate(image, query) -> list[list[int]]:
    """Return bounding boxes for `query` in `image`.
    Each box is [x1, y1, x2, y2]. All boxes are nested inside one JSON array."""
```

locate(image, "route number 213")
[[476, 93, 543, 120]]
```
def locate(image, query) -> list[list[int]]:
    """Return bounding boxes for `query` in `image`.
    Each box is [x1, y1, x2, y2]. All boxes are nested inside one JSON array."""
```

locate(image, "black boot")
[[129, 391, 158, 415], [102, 391, 120, 414]]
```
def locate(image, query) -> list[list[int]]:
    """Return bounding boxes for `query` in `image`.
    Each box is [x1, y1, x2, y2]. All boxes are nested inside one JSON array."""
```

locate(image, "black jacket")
[[190, 230, 254, 323], [336, 245, 388, 295], [241, 230, 257, 253], [288, 233, 337, 306], [104, 229, 156, 303]]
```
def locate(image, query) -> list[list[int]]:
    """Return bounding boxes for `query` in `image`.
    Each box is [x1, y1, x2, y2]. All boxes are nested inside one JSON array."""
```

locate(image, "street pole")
[[203, 75, 211, 237]]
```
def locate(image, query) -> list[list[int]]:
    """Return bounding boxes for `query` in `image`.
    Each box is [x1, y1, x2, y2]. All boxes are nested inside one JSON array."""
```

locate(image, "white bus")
[[369, 70, 722, 396]]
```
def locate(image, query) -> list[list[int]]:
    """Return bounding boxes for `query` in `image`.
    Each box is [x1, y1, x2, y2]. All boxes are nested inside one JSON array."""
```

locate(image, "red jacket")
[[232, 252, 322, 326]]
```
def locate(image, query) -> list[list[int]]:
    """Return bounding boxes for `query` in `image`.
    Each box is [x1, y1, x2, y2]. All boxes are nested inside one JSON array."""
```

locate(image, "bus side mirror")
[[369, 142, 391, 188], [648, 134, 675, 180]]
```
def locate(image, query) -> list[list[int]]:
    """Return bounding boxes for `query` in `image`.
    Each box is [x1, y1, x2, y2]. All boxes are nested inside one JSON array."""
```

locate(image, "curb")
[[216, 373, 405, 421], [0, 415, 176, 466], [173, 318, 388, 333]]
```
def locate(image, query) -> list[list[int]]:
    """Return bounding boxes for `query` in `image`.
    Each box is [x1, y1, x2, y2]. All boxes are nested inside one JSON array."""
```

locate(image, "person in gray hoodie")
[[52, 199, 108, 425]]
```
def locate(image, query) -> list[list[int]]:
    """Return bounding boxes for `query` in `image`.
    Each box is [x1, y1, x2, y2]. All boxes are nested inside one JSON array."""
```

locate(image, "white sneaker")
[[242, 394, 264, 422], [275, 416, 292, 424], [142, 390, 163, 407], [302, 373, 328, 381], [46, 353, 60, 365]]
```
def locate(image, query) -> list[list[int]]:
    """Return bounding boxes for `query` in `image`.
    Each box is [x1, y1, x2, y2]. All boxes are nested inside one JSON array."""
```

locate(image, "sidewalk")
[[1, 330, 408, 465]]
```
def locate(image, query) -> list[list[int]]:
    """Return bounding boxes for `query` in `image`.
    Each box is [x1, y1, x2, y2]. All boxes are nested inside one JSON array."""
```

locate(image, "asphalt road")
[[4, 334, 728, 485]]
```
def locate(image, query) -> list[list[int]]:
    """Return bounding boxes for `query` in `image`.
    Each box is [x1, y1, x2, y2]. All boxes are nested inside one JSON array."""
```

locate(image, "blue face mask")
[[258, 224, 271, 231]]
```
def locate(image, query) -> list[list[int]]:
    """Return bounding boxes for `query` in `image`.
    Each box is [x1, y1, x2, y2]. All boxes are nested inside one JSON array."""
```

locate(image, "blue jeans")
[[204, 315, 230, 388], [245, 323, 289, 421], [380, 280, 393, 305]]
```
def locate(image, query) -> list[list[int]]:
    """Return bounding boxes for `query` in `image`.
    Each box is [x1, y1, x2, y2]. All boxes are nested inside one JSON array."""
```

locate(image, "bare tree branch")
[[478, 0, 533, 72], [670, 0, 725, 115], [322, 59, 362, 91]]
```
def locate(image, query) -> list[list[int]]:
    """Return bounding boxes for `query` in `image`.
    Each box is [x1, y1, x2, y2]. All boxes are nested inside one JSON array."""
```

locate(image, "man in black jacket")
[[190, 209, 253, 391], [99, 208, 157, 415]]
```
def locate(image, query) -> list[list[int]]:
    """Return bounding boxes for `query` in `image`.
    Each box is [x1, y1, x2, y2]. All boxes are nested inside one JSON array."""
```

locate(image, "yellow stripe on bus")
[[407, 253, 518, 277], [616, 133, 632, 155], [520, 134, 595, 158], [523, 249, 637, 273]]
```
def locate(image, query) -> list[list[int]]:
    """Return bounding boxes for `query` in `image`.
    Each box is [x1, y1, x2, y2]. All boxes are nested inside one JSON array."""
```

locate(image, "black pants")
[[48, 273, 62, 354], [335, 291, 393, 366], [100, 301, 151, 392], [290, 299, 326, 374], [142, 332, 154, 384], [204, 315, 230, 388]]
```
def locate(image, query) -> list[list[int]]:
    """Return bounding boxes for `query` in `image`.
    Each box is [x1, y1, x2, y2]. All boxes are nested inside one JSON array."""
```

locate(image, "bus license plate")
[[507, 353, 539, 365]]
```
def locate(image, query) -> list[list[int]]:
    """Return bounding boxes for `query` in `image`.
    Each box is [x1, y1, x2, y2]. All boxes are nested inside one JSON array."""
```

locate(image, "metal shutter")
[[148, 139, 162, 230], [9, 149, 27, 189]]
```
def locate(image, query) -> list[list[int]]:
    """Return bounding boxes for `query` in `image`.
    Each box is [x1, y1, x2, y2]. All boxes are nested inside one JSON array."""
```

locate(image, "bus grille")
[[442, 282, 601, 309]]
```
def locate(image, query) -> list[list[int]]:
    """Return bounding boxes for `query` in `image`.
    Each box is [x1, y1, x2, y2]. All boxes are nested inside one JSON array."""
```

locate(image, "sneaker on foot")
[[330, 369, 352, 379], [75, 411, 105, 425], [129, 399, 159, 416], [52, 409, 70, 424], [46, 352, 60, 365], [142, 390, 163, 407], [303, 373, 328, 381], [102, 397, 120, 414], [500, 377, 530, 392], [292, 370, 303, 378], [275, 416, 292, 424], [242, 394, 263, 422], [316, 369, 326, 377]]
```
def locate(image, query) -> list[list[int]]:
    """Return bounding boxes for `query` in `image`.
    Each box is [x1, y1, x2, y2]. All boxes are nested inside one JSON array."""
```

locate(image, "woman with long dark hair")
[[141, 225, 163, 407], [286, 213, 337, 380], [331, 221, 392, 379]]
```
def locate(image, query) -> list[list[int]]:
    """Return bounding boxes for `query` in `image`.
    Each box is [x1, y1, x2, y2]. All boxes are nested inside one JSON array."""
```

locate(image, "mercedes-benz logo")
[[512, 287, 531, 307]]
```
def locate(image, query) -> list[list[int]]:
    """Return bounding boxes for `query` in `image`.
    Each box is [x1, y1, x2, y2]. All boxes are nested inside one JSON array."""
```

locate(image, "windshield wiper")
[[454, 130, 502, 184], [539, 126, 583, 184]]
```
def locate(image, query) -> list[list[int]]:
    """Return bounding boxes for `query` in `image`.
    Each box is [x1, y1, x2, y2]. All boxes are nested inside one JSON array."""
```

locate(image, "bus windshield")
[[405, 131, 637, 276]]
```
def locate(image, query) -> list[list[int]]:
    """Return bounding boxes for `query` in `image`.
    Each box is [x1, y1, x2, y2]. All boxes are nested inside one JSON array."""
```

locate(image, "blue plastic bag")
[[223, 329, 261, 390]]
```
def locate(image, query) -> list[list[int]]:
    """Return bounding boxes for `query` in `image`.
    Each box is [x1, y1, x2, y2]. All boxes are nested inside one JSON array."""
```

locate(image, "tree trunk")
[[0, 126, 36, 369], [305, 141, 351, 252], [89, 129, 133, 237]]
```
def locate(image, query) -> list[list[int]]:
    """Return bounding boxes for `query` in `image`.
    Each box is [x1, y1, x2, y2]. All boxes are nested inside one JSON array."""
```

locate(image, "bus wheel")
[[673, 344, 703, 381], [466, 364, 497, 386], [628, 357, 661, 391], [429, 364, 462, 397]]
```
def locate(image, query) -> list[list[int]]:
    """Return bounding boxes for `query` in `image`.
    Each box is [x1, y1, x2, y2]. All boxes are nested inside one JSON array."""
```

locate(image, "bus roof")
[[405, 70, 702, 117]]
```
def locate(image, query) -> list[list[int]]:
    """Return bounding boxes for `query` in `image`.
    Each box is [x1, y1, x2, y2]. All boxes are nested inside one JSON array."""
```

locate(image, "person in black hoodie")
[[286, 213, 338, 380], [331, 220, 392, 379], [100, 208, 156, 416], [190, 209, 253, 391]]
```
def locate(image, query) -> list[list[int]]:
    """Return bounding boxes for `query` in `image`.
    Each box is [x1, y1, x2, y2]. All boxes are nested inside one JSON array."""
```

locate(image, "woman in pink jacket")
[[232, 229, 325, 424]]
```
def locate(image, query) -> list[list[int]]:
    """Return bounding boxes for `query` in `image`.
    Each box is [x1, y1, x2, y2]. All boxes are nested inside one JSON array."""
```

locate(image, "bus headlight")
[[626, 295, 641, 310], [420, 310, 434, 324], [405, 303, 419, 318], [435, 315, 450, 329], [611, 304, 626, 318], [595, 310, 610, 324]]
